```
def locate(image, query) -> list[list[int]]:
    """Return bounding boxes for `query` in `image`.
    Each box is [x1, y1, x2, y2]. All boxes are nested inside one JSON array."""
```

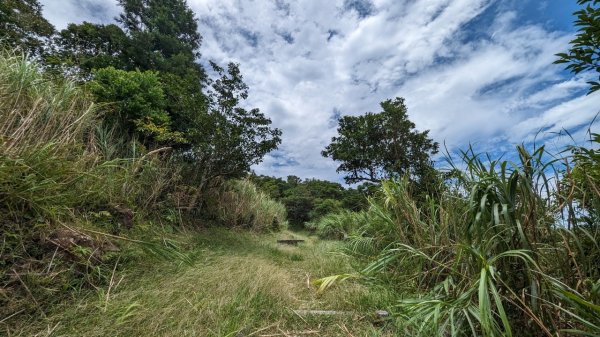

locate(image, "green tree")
[[52, 0, 280, 170], [555, 0, 600, 93], [52, 0, 205, 80], [52, 0, 208, 144], [251, 174, 367, 227], [250, 175, 288, 199], [117, 0, 203, 76], [184, 62, 281, 182], [282, 186, 314, 227], [47, 0, 281, 205], [303, 179, 344, 200], [0, 0, 54, 55], [286, 175, 302, 186], [322, 97, 439, 186], [89, 67, 185, 146], [49, 23, 129, 76], [309, 198, 343, 220], [340, 187, 367, 211]]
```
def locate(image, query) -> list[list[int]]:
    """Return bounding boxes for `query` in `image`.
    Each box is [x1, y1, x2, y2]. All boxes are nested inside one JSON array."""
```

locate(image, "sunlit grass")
[[6, 228, 396, 336]]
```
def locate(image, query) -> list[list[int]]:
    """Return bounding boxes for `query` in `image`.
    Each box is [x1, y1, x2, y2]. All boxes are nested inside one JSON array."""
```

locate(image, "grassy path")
[[10, 228, 394, 336]]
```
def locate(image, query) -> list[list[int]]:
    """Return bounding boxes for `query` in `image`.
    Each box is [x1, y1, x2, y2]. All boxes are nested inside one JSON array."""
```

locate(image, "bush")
[[89, 67, 186, 145], [311, 210, 359, 240]]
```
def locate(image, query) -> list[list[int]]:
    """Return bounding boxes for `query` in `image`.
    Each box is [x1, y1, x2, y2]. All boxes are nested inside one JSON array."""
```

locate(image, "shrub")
[[312, 210, 360, 240], [89, 67, 186, 146]]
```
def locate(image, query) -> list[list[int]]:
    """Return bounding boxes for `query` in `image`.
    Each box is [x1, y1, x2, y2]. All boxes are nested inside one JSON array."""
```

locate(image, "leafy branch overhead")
[[0, 0, 55, 55], [555, 0, 600, 93]]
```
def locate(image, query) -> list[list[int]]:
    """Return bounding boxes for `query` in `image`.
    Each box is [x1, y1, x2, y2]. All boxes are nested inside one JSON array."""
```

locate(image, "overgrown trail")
[[9, 229, 394, 337]]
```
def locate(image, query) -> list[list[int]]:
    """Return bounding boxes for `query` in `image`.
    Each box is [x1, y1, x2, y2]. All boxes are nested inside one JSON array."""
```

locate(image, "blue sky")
[[39, 0, 600, 182]]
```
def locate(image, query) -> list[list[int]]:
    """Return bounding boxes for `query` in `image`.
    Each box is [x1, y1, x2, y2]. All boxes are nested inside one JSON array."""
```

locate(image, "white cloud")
[[38, 0, 600, 182], [40, 0, 120, 29]]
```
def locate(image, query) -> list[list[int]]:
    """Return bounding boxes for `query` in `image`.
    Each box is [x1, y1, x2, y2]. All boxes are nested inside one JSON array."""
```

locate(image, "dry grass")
[[5, 229, 395, 337], [0, 52, 96, 156], [213, 179, 289, 232]]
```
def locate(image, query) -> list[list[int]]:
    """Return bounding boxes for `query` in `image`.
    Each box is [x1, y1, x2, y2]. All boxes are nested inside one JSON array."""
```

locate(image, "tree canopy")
[[49, 23, 130, 74], [184, 62, 282, 181], [251, 175, 366, 228], [47, 0, 280, 181], [322, 97, 439, 185], [0, 0, 54, 55]]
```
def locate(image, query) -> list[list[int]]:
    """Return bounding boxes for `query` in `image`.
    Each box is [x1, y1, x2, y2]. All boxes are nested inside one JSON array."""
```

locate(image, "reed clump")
[[316, 145, 600, 336]]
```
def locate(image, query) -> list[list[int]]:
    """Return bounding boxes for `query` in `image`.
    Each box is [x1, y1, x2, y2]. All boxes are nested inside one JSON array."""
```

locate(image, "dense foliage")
[[90, 67, 186, 146], [0, 51, 288, 320], [0, 0, 285, 324], [48, 0, 281, 180], [316, 145, 600, 336], [2, 0, 600, 336], [567, 134, 600, 225], [251, 175, 367, 228], [0, 0, 54, 55]]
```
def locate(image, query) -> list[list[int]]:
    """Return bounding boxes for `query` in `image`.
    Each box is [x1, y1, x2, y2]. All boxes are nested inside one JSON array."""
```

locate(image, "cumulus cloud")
[[38, 0, 600, 182]]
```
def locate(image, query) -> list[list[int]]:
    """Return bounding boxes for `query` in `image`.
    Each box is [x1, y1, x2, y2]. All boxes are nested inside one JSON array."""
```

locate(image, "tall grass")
[[0, 51, 194, 321], [0, 57, 100, 227], [311, 210, 360, 240], [318, 145, 600, 336], [211, 179, 288, 232], [0, 53, 96, 155], [0, 51, 173, 221]]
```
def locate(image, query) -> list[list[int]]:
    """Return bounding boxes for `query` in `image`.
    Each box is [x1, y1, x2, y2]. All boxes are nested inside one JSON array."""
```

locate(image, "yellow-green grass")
[[5, 228, 396, 336]]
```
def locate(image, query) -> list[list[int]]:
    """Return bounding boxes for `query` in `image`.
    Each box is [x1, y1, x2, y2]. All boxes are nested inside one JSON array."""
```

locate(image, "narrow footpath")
[[12, 228, 395, 337]]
